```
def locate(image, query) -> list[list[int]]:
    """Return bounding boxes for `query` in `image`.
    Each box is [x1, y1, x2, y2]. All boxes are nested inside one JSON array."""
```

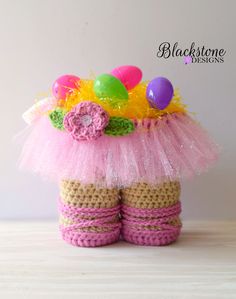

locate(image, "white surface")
[[0, 221, 235, 298], [0, 0, 236, 219]]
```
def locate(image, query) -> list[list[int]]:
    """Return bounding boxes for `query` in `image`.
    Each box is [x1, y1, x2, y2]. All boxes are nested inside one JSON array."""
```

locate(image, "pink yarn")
[[121, 202, 182, 246], [64, 101, 109, 141], [121, 201, 181, 218], [58, 200, 181, 246], [59, 200, 121, 247], [19, 112, 219, 188], [62, 230, 120, 247], [122, 228, 181, 246], [59, 201, 121, 219]]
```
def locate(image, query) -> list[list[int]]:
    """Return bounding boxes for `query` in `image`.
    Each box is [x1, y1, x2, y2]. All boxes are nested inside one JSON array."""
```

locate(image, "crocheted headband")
[[20, 65, 218, 187]]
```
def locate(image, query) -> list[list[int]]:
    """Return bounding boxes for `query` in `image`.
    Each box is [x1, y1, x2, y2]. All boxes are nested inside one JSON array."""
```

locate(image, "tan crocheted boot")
[[120, 181, 182, 246], [59, 180, 121, 247]]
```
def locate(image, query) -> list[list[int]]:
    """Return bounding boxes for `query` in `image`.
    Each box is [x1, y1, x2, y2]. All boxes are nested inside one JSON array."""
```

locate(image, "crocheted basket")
[[19, 66, 218, 247]]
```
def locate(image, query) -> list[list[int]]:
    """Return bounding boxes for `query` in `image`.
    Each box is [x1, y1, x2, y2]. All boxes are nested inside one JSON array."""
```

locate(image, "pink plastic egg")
[[110, 65, 142, 90], [52, 75, 80, 100]]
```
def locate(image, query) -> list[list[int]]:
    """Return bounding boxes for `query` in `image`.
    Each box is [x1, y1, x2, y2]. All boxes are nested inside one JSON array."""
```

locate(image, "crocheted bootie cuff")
[[58, 180, 121, 247]]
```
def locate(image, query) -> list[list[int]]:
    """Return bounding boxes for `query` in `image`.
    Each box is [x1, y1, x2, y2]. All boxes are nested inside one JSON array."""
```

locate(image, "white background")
[[0, 0, 235, 219]]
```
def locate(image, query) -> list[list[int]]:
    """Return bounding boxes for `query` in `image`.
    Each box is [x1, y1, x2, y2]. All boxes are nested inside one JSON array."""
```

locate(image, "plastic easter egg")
[[94, 74, 128, 100], [111, 65, 142, 90], [52, 75, 80, 100], [146, 77, 174, 110]]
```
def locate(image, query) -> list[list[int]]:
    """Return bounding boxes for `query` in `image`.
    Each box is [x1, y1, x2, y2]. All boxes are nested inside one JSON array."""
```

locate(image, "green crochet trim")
[[49, 108, 66, 130], [104, 116, 135, 136]]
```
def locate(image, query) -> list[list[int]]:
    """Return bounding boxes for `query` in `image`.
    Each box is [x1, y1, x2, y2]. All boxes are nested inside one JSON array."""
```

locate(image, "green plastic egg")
[[94, 74, 128, 100]]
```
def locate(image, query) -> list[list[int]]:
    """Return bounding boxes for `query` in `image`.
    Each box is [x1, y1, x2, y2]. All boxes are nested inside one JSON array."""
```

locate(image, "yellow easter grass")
[[60, 79, 187, 119]]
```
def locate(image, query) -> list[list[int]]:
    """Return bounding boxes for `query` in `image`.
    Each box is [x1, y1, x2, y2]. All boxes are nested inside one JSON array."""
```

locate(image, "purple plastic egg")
[[52, 74, 80, 100], [146, 77, 174, 110]]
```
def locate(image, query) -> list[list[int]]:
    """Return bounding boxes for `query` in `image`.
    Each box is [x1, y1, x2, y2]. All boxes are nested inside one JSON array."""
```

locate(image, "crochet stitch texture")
[[19, 68, 219, 248], [58, 180, 182, 247], [49, 108, 66, 130], [104, 116, 135, 136], [63, 101, 109, 141]]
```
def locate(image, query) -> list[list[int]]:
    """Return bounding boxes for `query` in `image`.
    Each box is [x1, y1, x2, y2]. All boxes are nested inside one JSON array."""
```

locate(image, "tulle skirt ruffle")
[[19, 113, 219, 188]]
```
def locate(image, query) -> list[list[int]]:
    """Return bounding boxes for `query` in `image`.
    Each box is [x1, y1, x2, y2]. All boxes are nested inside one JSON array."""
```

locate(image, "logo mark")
[[184, 55, 192, 65]]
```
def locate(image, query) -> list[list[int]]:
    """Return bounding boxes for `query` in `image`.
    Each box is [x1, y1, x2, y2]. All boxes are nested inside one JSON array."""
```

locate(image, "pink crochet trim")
[[59, 200, 121, 247], [61, 230, 120, 247], [121, 202, 182, 246], [63, 101, 109, 141]]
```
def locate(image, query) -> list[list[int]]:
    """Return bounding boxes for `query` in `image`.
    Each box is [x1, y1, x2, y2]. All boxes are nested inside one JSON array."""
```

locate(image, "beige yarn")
[[123, 216, 182, 231], [60, 180, 119, 208], [120, 181, 181, 209], [59, 215, 119, 233], [120, 181, 181, 230], [59, 180, 181, 233], [59, 180, 120, 233]]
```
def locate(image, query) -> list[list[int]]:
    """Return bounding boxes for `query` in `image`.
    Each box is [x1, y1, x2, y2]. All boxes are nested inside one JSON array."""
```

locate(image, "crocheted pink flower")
[[64, 101, 109, 141]]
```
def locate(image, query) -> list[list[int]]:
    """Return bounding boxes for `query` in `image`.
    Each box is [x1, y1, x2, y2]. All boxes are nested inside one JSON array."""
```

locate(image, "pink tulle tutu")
[[19, 112, 218, 188]]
